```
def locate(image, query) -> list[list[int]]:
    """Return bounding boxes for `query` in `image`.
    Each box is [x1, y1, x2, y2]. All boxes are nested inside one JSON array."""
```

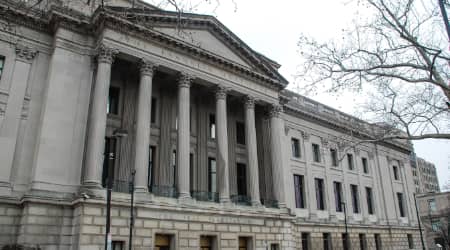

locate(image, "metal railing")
[[230, 195, 251, 206], [190, 190, 219, 203], [261, 199, 279, 208], [150, 185, 178, 198]]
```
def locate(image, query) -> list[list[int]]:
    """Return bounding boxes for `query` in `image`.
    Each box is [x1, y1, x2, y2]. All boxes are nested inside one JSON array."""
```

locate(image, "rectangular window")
[[200, 235, 216, 250], [315, 178, 325, 210], [374, 234, 382, 250], [323, 233, 332, 250], [347, 154, 354, 170], [431, 219, 442, 231], [407, 234, 414, 249], [189, 153, 194, 191], [312, 143, 321, 162], [359, 234, 367, 250], [334, 181, 343, 212], [428, 199, 436, 212], [393, 166, 399, 180], [107, 86, 120, 115], [209, 114, 216, 139], [270, 244, 280, 250], [155, 234, 173, 250], [236, 163, 247, 196], [351, 184, 360, 213], [172, 150, 176, 187], [151, 97, 157, 124], [236, 121, 246, 145], [294, 175, 305, 208], [330, 148, 338, 167], [397, 192, 405, 217], [238, 237, 251, 250], [102, 137, 117, 188], [291, 138, 301, 158], [362, 157, 369, 174], [112, 241, 124, 250], [208, 158, 217, 193], [0, 56, 4, 80], [148, 146, 155, 189], [366, 187, 374, 215], [301, 233, 310, 250]]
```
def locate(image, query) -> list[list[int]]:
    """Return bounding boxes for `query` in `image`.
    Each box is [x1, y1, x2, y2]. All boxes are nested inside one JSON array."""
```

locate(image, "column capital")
[[97, 44, 118, 64], [139, 58, 157, 77], [244, 95, 256, 109], [15, 44, 37, 63], [269, 104, 283, 118], [215, 85, 229, 100], [301, 131, 310, 141], [178, 72, 194, 88]]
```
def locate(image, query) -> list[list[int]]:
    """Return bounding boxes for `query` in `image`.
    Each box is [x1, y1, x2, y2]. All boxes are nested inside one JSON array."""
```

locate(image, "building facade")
[[416, 192, 450, 250], [412, 157, 440, 194], [0, 0, 421, 249]]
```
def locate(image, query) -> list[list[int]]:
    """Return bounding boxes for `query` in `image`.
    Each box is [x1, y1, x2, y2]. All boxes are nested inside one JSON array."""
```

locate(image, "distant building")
[[413, 157, 440, 194], [416, 191, 450, 250]]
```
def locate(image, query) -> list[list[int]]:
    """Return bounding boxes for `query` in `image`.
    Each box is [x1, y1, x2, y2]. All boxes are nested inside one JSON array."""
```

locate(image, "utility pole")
[[341, 202, 349, 250], [128, 170, 136, 250], [414, 193, 427, 250]]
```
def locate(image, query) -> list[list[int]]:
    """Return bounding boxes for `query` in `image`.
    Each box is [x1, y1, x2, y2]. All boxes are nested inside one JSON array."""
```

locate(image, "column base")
[[178, 195, 193, 205], [0, 182, 12, 197], [79, 182, 106, 199], [251, 200, 262, 207], [220, 197, 231, 205]]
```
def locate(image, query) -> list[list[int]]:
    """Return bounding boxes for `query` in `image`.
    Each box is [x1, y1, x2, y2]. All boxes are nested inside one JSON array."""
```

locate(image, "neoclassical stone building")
[[0, 0, 421, 249]]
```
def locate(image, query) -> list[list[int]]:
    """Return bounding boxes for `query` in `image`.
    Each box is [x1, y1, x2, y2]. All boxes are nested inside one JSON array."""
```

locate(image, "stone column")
[[216, 86, 230, 203], [244, 96, 261, 206], [83, 45, 118, 188], [0, 45, 37, 195], [134, 59, 157, 193], [177, 73, 193, 199], [269, 104, 286, 208]]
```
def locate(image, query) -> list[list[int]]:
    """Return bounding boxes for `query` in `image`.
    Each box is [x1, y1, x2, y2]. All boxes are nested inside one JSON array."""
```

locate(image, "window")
[[291, 138, 301, 158], [102, 137, 117, 188], [342, 233, 349, 250], [236, 121, 246, 145], [366, 187, 374, 215], [294, 175, 306, 208], [236, 163, 247, 196], [189, 153, 194, 191], [0, 56, 4, 80], [393, 166, 399, 180], [323, 233, 332, 250], [362, 157, 369, 174], [107, 86, 120, 115], [301, 233, 310, 250], [151, 97, 157, 124], [334, 182, 343, 212], [155, 234, 173, 250], [431, 219, 442, 232], [270, 244, 280, 250], [148, 146, 155, 189], [208, 158, 217, 193], [209, 114, 215, 139], [374, 234, 382, 250], [397, 192, 405, 217], [407, 234, 414, 249], [315, 178, 325, 210], [428, 199, 436, 212], [112, 241, 124, 250], [359, 234, 367, 250], [172, 150, 176, 186], [351, 184, 360, 213], [238, 237, 251, 250], [347, 154, 354, 170], [200, 236, 216, 250], [330, 148, 338, 167], [312, 143, 321, 162]]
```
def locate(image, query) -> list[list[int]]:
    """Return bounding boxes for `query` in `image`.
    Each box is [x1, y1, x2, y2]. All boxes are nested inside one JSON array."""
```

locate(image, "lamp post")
[[128, 169, 136, 250], [414, 193, 427, 250], [341, 202, 349, 250], [105, 129, 128, 250]]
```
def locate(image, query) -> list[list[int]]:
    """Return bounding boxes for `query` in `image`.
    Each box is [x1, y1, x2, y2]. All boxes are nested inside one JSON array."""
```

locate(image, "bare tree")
[[297, 0, 450, 141]]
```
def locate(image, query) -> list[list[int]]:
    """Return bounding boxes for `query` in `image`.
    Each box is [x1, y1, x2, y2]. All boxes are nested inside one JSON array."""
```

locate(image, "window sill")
[[330, 167, 342, 172], [290, 157, 305, 164]]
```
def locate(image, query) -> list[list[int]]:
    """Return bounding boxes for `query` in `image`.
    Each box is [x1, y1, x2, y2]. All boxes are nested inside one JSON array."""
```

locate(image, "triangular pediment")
[[154, 27, 253, 69]]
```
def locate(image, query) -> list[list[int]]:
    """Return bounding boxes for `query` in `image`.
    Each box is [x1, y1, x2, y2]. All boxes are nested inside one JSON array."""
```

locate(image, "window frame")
[[315, 178, 325, 210], [366, 187, 374, 215], [294, 174, 306, 208], [330, 148, 338, 167], [334, 181, 343, 212], [208, 158, 217, 193], [362, 157, 369, 174], [350, 184, 360, 214], [347, 153, 354, 170], [291, 138, 301, 158], [397, 192, 405, 217], [312, 143, 321, 163], [235, 121, 246, 145], [0, 56, 5, 80]]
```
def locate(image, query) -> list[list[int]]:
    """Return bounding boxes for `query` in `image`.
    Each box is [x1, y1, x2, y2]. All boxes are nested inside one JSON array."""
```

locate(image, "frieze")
[[15, 44, 38, 62]]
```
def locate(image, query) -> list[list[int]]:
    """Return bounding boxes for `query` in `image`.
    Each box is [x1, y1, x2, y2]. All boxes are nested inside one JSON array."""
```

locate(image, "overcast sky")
[[183, 0, 450, 190]]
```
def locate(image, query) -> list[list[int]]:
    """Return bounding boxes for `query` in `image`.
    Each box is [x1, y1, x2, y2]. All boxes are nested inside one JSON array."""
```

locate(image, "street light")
[[341, 202, 349, 250], [105, 129, 128, 250], [413, 193, 427, 250]]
